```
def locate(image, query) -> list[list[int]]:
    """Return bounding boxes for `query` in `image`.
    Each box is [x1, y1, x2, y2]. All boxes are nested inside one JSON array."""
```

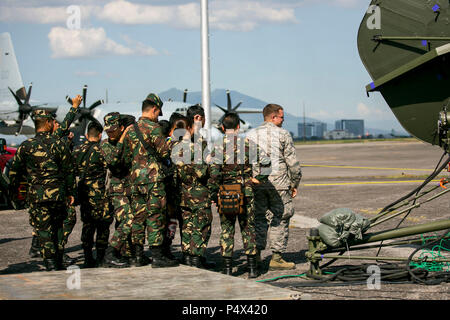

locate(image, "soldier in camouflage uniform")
[[73, 121, 113, 268], [172, 115, 214, 269], [209, 113, 270, 278], [247, 104, 302, 270], [100, 112, 135, 268], [120, 93, 178, 268], [9, 109, 76, 271], [28, 97, 81, 259], [52, 101, 80, 265]]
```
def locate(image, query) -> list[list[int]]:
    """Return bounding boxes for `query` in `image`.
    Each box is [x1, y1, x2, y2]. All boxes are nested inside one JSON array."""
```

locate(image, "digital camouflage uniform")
[[73, 140, 113, 256], [209, 134, 269, 259], [100, 113, 133, 258], [247, 121, 302, 254], [9, 110, 75, 269], [173, 138, 212, 259]]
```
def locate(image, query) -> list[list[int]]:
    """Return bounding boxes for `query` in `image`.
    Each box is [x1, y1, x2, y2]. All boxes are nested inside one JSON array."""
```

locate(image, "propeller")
[[214, 90, 247, 125], [8, 83, 57, 135], [66, 85, 104, 142]]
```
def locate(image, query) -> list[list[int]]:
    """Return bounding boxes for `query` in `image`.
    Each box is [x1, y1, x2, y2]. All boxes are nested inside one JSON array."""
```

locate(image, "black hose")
[[377, 152, 449, 216]]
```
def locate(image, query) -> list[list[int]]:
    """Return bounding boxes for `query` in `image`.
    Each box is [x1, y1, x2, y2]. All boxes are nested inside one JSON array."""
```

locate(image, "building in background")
[[335, 119, 364, 137], [324, 130, 355, 140], [298, 121, 327, 139]]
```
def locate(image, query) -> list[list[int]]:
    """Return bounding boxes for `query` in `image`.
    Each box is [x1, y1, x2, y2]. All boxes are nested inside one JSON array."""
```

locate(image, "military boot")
[[44, 258, 58, 271], [247, 255, 259, 278], [151, 246, 179, 268], [104, 247, 129, 268], [180, 252, 191, 266], [29, 235, 41, 258], [55, 250, 66, 270], [255, 249, 262, 267], [269, 252, 295, 270], [96, 248, 107, 267], [163, 244, 177, 261], [190, 255, 204, 269], [83, 247, 96, 268], [222, 257, 233, 276], [135, 244, 151, 267], [200, 256, 216, 270]]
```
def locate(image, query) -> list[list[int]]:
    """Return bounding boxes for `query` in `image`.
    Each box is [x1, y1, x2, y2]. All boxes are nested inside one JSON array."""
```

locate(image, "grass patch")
[[294, 138, 418, 145]]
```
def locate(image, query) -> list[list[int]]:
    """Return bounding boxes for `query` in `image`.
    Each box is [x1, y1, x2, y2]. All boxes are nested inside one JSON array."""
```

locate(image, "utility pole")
[[201, 0, 211, 144], [303, 102, 306, 141]]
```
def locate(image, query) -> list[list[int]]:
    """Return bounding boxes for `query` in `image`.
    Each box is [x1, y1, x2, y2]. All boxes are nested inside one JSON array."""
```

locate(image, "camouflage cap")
[[144, 93, 164, 115], [31, 109, 55, 121], [104, 112, 121, 131]]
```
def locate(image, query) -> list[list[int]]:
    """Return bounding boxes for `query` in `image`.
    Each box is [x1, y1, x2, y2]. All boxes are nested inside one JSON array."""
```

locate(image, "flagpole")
[[201, 0, 211, 144]]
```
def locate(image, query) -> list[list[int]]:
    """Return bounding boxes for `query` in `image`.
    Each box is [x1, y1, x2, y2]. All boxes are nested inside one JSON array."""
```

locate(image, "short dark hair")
[[171, 115, 191, 141], [169, 112, 185, 129], [187, 104, 204, 122], [87, 120, 103, 137], [222, 112, 240, 130], [142, 100, 157, 112], [263, 104, 283, 120], [158, 120, 171, 137], [34, 118, 49, 132]]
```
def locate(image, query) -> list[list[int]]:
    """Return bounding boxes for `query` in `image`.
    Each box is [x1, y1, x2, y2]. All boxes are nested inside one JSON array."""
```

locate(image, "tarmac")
[[0, 139, 449, 300]]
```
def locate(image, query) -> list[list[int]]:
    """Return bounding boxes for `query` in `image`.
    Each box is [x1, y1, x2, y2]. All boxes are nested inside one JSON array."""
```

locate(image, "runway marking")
[[302, 164, 433, 172], [302, 180, 441, 186]]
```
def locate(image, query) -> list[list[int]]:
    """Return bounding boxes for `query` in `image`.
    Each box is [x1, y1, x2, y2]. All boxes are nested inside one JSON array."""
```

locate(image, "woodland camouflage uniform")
[[173, 138, 213, 266], [9, 109, 76, 270], [28, 106, 79, 258], [120, 93, 178, 267], [100, 112, 133, 265], [209, 132, 270, 276], [53, 106, 79, 248], [73, 138, 112, 267]]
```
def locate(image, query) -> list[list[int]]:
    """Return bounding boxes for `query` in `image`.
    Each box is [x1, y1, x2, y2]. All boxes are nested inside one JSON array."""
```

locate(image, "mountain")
[[159, 88, 409, 137], [158, 88, 317, 135]]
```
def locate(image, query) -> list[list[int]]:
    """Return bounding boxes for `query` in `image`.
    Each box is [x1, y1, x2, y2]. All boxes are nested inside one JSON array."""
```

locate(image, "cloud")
[[1, 1, 298, 31], [0, 5, 97, 24], [356, 102, 389, 119], [210, 1, 298, 31], [74, 71, 99, 77], [97, 0, 298, 31], [48, 27, 158, 58]]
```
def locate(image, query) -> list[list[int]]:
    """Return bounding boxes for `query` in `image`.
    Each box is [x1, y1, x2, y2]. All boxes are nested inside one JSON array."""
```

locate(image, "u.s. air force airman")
[[73, 120, 113, 268], [9, 109, 76, 271], [247, 103, 302, 271], [120, 93, 178, 268]]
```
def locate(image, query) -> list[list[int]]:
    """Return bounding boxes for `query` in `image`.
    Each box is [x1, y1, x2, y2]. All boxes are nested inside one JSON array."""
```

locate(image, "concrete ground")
[[0, 139, 449, 300]]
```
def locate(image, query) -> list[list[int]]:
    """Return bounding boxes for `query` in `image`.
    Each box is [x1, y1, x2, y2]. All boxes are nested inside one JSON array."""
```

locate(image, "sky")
[[0, 0, 406, 132]]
